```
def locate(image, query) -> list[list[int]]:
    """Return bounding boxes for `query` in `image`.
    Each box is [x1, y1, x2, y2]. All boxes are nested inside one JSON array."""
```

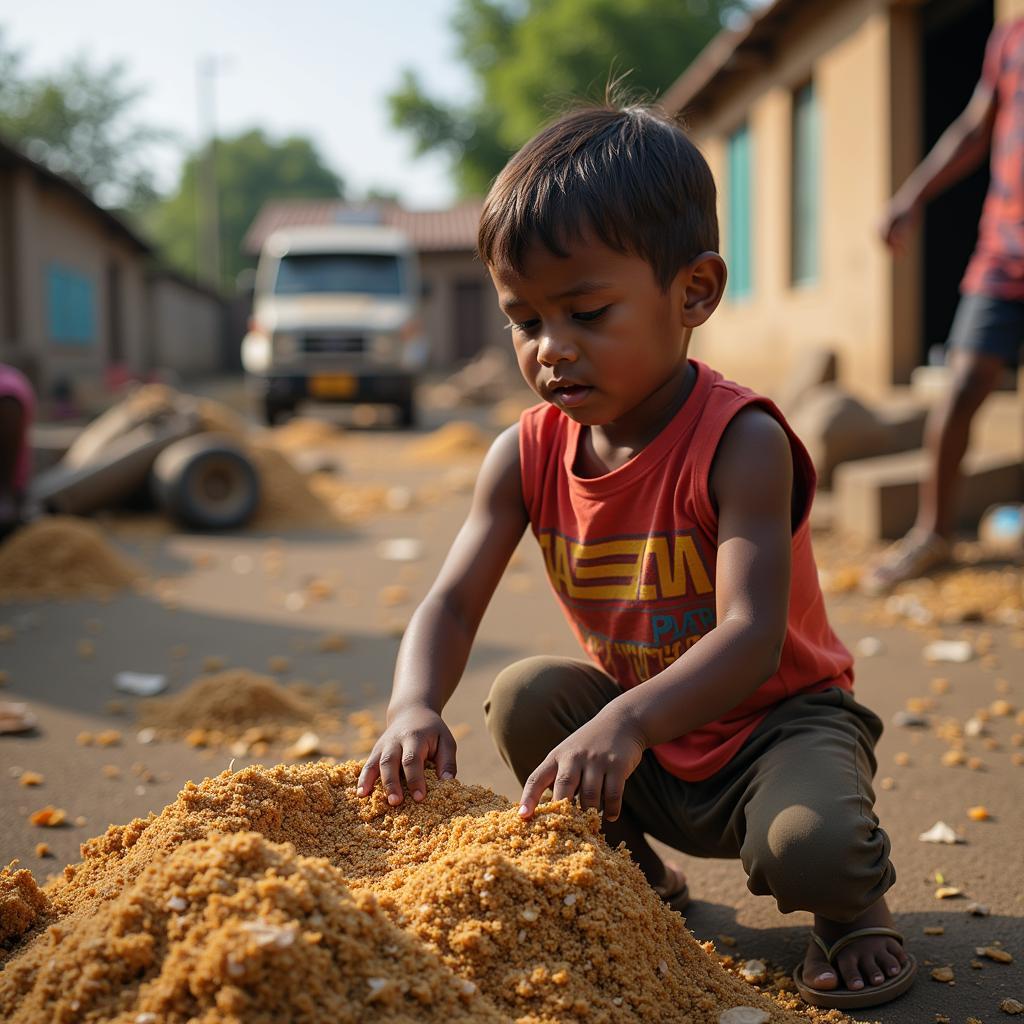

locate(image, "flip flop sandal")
[[861, 533, 950, 596], [653, 863, 691, 913], [792, 927, 917, 1009]]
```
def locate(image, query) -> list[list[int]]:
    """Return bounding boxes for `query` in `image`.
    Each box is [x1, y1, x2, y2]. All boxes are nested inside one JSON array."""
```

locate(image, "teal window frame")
[[791, 79, 820, 286], [726, 122, 753, 300], [46, 264, 96, 345]]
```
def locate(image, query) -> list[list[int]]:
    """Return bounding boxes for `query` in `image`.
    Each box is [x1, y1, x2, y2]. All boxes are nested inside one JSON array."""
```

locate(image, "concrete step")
[[832, 447, 1024, 541]]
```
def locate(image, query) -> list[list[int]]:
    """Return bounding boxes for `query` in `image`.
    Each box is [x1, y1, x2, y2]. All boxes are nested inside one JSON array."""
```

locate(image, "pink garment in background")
[[0, 363, 35, 493]]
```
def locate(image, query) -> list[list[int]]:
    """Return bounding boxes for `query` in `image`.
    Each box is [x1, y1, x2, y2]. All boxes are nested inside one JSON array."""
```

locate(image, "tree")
[[389, 0, 752, 195], [0, 29, 168, 210], [148, 129, 344, 291]]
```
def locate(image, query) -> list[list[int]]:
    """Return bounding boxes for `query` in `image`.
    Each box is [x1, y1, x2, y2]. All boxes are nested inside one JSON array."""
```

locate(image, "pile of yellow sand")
[[138, 669, 333, 745], [888, 567, 1024, 626], [0, 517, 142, 598], [121, 383, 250, 441], [262, 418, 343, 453], [405, 421, 491, 463], [0, 763, 817, 1024], [247, 446, 339, 529]]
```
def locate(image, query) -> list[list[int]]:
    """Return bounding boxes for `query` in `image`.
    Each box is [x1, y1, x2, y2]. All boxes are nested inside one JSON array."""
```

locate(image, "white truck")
[[241, 224, 426, 427]]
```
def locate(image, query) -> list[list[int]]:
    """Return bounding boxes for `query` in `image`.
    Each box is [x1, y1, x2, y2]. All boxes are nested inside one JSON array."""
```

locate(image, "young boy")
[[357, 103, 915, 1010]]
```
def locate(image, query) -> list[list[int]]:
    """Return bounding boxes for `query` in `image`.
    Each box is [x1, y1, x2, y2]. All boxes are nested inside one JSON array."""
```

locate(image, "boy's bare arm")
[[357, 424, 528, 805], [518, 408, 794, 819]]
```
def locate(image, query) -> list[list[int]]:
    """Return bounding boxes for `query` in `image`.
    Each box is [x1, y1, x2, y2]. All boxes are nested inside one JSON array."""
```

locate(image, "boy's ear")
[[678, 252, 727, 329]]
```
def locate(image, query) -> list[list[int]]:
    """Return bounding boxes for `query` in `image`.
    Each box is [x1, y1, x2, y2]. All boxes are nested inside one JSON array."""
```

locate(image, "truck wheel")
[[263, 399, 295, 426], [152, 434, 260, 531], [397, 395, 417, 430]]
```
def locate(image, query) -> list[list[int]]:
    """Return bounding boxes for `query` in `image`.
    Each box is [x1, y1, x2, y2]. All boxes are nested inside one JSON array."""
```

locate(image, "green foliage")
[[0, 29, 168, 210], [147, 129, 343, 292], [389, 0, 751, 195]]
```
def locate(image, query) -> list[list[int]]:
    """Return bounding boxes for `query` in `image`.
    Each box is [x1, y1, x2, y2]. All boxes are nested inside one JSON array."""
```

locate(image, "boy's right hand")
[[355, 706, 457, 806]]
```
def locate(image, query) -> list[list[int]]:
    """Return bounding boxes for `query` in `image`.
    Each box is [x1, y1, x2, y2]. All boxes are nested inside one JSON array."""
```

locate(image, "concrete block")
[[833, 448, 1024, 541], [789, 386, 927, 489]]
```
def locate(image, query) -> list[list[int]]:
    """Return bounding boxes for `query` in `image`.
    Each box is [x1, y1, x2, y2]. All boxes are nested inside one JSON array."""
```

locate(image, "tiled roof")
[[662, 0, 803, 118], [0, 134, 152, 255], [243, 199, 483, 255]]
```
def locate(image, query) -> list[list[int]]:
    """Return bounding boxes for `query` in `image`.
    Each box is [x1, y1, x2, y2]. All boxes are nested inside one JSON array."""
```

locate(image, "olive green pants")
[[484, 656, 895, 923]]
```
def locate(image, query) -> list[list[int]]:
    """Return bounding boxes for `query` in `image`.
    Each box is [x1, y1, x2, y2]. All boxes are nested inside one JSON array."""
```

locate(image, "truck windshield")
[[273, 253, 403, 296]]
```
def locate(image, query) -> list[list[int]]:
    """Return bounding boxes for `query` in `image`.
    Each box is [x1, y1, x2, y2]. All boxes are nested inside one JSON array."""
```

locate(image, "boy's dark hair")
[[478, 103, 718, 291]]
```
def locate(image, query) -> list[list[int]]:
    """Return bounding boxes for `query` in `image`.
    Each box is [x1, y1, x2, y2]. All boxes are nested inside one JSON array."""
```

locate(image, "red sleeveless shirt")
[[518, 359, 853, 782]]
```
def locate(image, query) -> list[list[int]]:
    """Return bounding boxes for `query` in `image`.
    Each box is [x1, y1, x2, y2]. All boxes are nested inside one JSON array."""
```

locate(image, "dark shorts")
[[948, 292, 1024, 369]]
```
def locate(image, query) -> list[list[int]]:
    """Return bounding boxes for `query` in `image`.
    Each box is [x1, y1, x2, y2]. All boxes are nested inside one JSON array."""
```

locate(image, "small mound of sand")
[[0, 862, 49, 945], [0, 517, 142, 598], [138, 669, 320, 741], [0, 763, 815, 1023], [248, 446, 339, 529], [123, 383, 250, 440], [262, 418, 343, 453], [405, 421, 491, 463]]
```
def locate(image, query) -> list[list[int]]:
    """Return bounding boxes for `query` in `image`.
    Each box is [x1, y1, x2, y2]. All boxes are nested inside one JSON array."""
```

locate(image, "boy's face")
[[489, 232, 702, 431]]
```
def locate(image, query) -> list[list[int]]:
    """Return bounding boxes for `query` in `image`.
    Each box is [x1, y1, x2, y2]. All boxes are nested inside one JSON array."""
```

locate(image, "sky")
[[0, 0, 472, 208]]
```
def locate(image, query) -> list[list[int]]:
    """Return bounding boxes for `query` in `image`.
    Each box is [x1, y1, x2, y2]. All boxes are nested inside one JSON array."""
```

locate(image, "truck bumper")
[[259, 372, 415, 406]]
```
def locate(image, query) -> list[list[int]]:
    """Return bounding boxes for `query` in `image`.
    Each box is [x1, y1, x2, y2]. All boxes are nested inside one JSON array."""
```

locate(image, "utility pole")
[[196, 56, 225, 290]]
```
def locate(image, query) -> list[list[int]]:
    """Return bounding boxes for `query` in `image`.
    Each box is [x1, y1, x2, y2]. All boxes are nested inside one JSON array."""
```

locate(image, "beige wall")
[[13, 169, 150, 390], [685, 0, 913, 401], [419, 250, 507, 366], [150, 276, 225, 378], [999, 0, 1024, 18]]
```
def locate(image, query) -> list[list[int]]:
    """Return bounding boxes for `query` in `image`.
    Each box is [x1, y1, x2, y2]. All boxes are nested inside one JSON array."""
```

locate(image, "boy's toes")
[[801, 944, 839, 991]]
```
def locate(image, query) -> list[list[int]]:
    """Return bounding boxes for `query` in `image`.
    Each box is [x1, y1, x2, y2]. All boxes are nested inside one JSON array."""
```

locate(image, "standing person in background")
[[0, 359, 36, 541], [868, 19, 1024, 593]]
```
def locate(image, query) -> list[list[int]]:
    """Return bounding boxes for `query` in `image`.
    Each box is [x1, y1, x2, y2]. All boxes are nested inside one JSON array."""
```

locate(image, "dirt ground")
[[2, 402, 1022, 1022]]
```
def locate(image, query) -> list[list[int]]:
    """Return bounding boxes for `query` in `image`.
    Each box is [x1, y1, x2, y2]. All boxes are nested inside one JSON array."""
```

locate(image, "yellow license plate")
[[309, 374, 357, 398]]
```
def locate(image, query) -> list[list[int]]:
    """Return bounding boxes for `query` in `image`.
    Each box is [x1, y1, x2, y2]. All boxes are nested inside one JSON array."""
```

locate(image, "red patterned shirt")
[[518, 360, 854, 782], [962, 19, 1024, 299]]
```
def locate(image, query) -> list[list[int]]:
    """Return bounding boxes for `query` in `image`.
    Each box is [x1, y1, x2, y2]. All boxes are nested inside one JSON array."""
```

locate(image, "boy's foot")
[[651, 861, 690, 913], [861, 530, 950, 595], [794, 899, 916, 1009]]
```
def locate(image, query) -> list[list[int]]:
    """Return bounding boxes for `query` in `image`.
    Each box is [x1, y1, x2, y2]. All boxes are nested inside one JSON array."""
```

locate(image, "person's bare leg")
[[800, 896, 909, 993], [915, 349, 1005, 538]]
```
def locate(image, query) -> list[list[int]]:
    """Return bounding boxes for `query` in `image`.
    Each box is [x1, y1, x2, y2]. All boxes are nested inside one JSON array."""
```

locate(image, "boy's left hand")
[[517, 708, 646, 822]]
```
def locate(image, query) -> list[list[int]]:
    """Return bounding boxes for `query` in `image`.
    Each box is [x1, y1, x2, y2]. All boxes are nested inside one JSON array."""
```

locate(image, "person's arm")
[[357, 423, 529, 805], [881, 45, 1000, 249], [517, 408, 793, 820]]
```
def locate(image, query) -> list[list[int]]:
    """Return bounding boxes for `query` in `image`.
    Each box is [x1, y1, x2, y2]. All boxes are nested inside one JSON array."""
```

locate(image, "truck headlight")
[[241, 331, 271, 374]]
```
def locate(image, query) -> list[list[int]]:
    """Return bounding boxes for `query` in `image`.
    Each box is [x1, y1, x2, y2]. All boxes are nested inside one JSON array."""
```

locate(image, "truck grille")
[[301, 335, 366, 354]]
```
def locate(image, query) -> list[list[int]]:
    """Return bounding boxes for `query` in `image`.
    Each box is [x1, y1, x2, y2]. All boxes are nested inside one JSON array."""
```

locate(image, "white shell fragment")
[[241, 920, 296, 948], [923, 640, 974, 663], [855, 636, 884, 658], [563, 893, 577, 906], [918, 821, 964, 845], [283, 731, 320, 760], [966, 901, 991, 916], [964, 717, 987, 738], [719, 1008, 770, 1024], [738, 959, 767, 984], [165, 896, 188, 912], [115, 672, 168, 697], [376, 538, 423, 562]]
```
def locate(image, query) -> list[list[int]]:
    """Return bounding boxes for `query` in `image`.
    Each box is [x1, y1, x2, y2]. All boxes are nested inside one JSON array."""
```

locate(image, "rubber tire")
[[151, 434, 260, 531], [396, 394, 417, 430], [264, 398, 295, 427]]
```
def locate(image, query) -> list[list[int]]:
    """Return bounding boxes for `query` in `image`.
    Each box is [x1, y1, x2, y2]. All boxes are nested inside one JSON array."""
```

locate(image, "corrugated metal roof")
[[243, 199, 483, 255]]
